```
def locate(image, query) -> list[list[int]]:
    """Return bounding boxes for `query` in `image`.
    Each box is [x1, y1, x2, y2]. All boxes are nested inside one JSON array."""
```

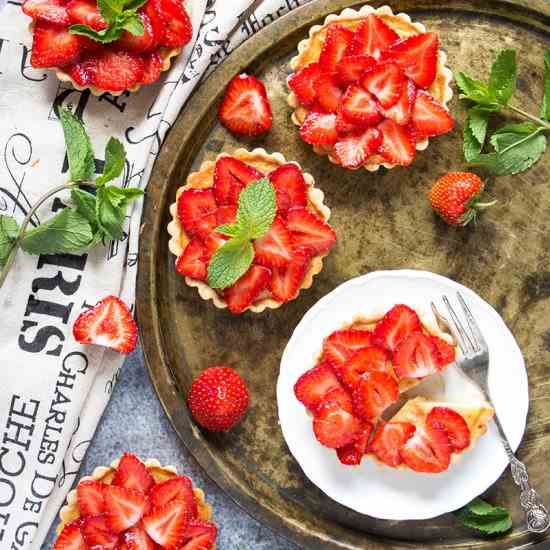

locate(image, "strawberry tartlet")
[[287, 5, 454, 170], [22, 0, 192, 95], [54, 453, 217, 549], [167, 148, 336, 314]]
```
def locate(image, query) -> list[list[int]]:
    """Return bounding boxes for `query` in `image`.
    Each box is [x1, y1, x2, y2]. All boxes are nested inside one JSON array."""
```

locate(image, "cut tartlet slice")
[[167, 148, 335, 314], [54, 453, 217, 550], [287, 4, 454, 171]]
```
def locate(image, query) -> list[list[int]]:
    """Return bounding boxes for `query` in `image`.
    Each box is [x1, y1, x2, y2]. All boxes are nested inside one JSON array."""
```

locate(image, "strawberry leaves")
[[454, 497, 512, 535]]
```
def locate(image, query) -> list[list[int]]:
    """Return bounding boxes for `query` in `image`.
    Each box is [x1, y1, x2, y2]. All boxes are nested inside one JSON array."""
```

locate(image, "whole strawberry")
[[188, 366, 250, 431], [429, 172, 495, 226]]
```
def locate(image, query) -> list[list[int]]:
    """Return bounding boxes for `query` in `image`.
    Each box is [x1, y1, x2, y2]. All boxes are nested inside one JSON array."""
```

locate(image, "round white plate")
[[277, 269, 529, 520]]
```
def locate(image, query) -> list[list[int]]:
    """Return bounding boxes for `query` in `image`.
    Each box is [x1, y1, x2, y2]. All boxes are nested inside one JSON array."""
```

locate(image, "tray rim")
[[136, 1, 550, 548]]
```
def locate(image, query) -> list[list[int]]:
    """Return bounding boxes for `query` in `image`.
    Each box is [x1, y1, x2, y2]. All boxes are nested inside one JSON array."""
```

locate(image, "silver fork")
[[431, 292, 550, 533]]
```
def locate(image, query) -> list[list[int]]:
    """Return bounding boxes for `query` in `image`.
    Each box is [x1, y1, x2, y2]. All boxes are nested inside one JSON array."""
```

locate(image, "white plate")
[[277, 269, 529, 520]]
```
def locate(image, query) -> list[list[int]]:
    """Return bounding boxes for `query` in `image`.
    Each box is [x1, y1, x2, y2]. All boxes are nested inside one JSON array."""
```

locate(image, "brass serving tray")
[[137, 1, 550, 547]]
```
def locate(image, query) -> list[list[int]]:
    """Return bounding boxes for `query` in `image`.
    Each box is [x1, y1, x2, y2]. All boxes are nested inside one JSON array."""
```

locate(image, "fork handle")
[[493, 415, 550, 533]]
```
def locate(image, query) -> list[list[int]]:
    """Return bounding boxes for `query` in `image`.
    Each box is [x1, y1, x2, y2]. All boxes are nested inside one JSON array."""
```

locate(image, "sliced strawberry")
[[117, 13, 157, 52], [286, 207, 336, 255], [81, 515, 118, 550], [202, 232, 228, 259], [94, 49, 145, 92], [176, 239, 208, 281], [104, 485, 147, 534], [334, 127, 382, 169], [143, 499, 190, 550], [270, 249, 310, 303], [22, 0, 69, 25], [401, 424, 452, 473], [319, 24, 354, 73], [213, 156, 263, 206], [73, 295, 137, 354], [268, 163, 307, 215], [140, 51, 163, 84], [335, 106, 360, 134], [123, 524, 157, 550], [159, 0, 192, 47], [313, 400, 362, 449], [218, 74, 273, 136], [352, 372, 399, 420], [254, 217, 293, 268], [340, 85, 382, 127], [66, 0, 107, 30], [288, 62, 323, 107], [149, 476, 198, 518], [429, 335, 456, 366], [53, 520, 86, 550], [143, 0, 166, 44], [300, 112, 338, 145], [361, 62, 404, 109], [216, 205, 237, 225], [177, 188, 218, 237], [67, 58, 98, 87], [373, 304, 421, 351], [379, 78, 416, 125], [294, 363, 343, 412], [369, 421, 416, 467], [324, 386, 353, 413], [337, 54, 376, 86], [224, 265, 271, 314], [31, 23, 82, 68], [336, 421, 373, 465], [182, 519, 217, 550], [411, 90, 454, 138], [316, 73, 344, 113], [427, 407, 470, 452], [346, 14, 399, 58], [336, 346, 390, 389], [381, 32, 438, 88], [393, 332, 440, 379], [321, 329, 373, 368], [113, 453, 155, 494], [77, 479, 105, 517], [377, 118, 416, 166]]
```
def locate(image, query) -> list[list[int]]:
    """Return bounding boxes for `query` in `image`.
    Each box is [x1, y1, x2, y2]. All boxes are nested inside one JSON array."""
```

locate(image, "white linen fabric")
[[0, 0, 309, 546]]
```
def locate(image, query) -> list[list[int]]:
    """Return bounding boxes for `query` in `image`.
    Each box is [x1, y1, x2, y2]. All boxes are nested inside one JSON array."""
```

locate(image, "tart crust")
[[287, 4, 454, 171], [56, 457, 215, 548], [167, 147, 332, 313]]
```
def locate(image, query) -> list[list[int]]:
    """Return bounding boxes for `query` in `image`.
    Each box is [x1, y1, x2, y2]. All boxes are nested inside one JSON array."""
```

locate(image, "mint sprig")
[[457, 48, 550, 176], [207, 178, 276, 290], [454, 497, 512, 535]]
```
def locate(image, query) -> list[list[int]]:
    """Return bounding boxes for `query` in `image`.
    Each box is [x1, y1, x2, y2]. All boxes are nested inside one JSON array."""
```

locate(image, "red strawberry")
[[218, 74, 273, 136], [158, 0, 192, 47], [300, 112, 338, 145], [176, 239, 208, 281], [22, 0, 69, 25], [379, 78, 416, 125], [182, 519, 217, 550], [324, 386, 353, 413], [313, 400, 362, 449], [319, 24, 354, 73], [430, 335, 456, 366], [140, 52, 163, 84], [216, 205, 237, 225], [381, 32, 438, 88], [346, 14, 399, 58], [73, 295, 138, 354], [66, 0, 107, 30], [369, 421, 416, 467], [336, 346, 390, 389], [104, 485, 147, 534], [188, 366, 249, 431], [143, 0, 166, 43], [321, 329, 373, 368], [316, 73, 344, 113], [294, 363, 343, 413], [94, 49, 145, 92], [143, 499, 190, 550], [288, 63, 323, 107], [373, 304, 421, 351], [352, 372, 399, 420], [336, 422, 373, 465], [213, 156, 263, 205], [123, 524, 157, 550], [337, 54, 376, 86], [340, 85, 382, 127], [427, 407, 470, 452], [67, 58, 98, 87], [223, 265, 271, 314], [268, 163, 307, 215], [254, 217, 293, 268], [412, 90, 454, 138], [393, 332, 441, 379], [286, 207, 336, 255], [31, 23, 82, 68], [401, 424, 452, 473], [113, 453, 155, 494], [361, 62, 404, 109], [202, 232, 228, 258], [334, 127, 382, 169], [149, 477, 198, 518], [377, 118, 416, 166], [335, 107, 360, 134], [53, 520, 86, 550], [81, 515, 118, 549], [117, 13, 157, 52], [77, 480, 105, 517], [270, 249, 310, 303], [177, 188, 218, 237]]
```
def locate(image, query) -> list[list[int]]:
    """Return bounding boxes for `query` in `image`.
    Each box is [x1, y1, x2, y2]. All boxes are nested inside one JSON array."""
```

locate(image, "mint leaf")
[[464, 107, 490, 162], [71, 188, 98, 229], [489, 49, 517, 106], [207, 238, 254, 289], [235, 178, 276, 240], [122, 0, 148, 10], [98, 0, 123, 23], [69, 24, 122, 43], [216, 223, 241, 238], [0, 215, 19, 266], [121, 13, 144, 35], [96, 138, 126, 186], [540, 50, 550, 120], [96, 187, 126, 240], [455, 72, 499, 109], [59, 109, 95, 183], [21, 209, 93, 255], [105, 186, 143, 207], [454, 498, 512, 535]]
